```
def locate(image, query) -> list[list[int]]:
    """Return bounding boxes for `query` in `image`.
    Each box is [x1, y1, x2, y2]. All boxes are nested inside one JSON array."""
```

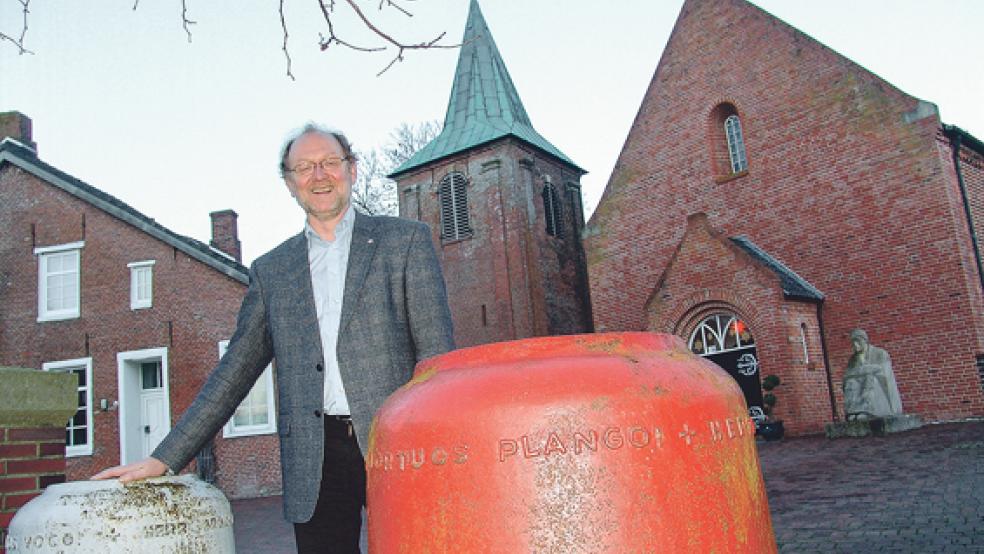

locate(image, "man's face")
[[284, 132, 357, 224]]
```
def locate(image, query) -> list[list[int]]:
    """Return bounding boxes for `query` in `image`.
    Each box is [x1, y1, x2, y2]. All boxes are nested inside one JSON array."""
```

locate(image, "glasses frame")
[[286, 156, 352, 178]]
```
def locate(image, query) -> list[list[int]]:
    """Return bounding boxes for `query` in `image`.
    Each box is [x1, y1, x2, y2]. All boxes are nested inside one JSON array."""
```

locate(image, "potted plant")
[[757, 374, 785, 441]]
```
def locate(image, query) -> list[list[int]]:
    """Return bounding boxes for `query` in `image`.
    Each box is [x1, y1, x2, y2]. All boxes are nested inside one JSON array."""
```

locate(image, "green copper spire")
[[389, 0, 583, 177]]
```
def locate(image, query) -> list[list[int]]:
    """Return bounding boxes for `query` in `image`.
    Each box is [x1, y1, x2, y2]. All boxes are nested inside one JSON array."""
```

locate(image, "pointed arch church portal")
[[688, 313, 764, 422]]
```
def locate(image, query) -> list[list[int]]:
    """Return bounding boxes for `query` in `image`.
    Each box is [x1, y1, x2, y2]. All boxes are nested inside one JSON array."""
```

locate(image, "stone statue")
[[843, 329, 903, 420]]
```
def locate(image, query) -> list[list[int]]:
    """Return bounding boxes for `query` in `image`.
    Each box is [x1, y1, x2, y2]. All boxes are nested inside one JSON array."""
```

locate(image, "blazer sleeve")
[[405, 222, 455, 363], [152, 264, 275, 472]]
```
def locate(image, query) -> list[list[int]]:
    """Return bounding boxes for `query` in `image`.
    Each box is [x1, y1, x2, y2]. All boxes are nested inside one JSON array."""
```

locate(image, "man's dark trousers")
[[294, 416, 366, 553]]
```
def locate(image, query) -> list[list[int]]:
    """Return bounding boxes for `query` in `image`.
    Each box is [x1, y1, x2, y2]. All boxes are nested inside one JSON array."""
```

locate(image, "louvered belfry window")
[[542, 184, 563, 237], [439, 172, 471, 241]]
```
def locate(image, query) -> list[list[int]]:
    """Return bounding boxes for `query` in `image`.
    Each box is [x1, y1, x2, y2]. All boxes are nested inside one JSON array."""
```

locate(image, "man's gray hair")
[[279, 123, 359, 178]]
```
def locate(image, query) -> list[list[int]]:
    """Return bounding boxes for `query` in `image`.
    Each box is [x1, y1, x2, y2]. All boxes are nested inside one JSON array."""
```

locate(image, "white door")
[[139, 361, 168, 458]]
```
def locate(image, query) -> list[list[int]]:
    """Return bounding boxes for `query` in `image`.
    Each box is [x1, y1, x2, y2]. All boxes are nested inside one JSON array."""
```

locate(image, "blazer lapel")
[[339, 212, 378, 335], [281, 232, 324, 358]]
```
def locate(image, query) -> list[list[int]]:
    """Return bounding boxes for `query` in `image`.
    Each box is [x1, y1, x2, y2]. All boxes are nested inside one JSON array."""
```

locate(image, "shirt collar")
[[304, 205, 355, 246]]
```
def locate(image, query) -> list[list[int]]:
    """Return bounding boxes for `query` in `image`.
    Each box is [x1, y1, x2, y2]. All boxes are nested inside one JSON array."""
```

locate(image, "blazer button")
[[315, 363, 323, 372], [314, 409, 323, 417]]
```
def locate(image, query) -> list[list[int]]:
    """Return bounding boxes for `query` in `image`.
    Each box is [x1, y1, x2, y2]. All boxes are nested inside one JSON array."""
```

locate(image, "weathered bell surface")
[[368, 332, 777, 552], [5, 475, 235, 553]]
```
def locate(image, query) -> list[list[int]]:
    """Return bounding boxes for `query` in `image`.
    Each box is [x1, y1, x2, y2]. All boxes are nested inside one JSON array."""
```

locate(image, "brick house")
[[584, 0, 984, 435], [390, 0, 593, 347], [0, 113, 282, 498]]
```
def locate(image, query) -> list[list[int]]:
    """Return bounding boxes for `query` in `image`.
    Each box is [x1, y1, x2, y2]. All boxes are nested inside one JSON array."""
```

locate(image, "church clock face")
[[688, 313, 764, 420]]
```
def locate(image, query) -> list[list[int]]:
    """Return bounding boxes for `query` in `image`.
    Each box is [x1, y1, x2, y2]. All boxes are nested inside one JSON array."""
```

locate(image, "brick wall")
[[644, 215, 834, 434], [0, 160, 282, 499], [0, 367, 76, 554], [396, 137, 592, 348], [584, 0, 984, 430]]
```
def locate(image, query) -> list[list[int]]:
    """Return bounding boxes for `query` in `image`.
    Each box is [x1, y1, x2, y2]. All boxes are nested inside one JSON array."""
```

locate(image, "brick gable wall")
[[0, 164, 282, 499], [585, 0, 984, 430]]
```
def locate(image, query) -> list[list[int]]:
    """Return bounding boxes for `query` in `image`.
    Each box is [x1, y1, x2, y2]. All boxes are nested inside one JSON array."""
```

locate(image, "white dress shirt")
[[305, 206, 355, 415]]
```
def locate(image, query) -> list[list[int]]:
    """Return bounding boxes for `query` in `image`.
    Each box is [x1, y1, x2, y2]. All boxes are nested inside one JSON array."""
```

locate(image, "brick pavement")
[[231, 420, 984, 553]]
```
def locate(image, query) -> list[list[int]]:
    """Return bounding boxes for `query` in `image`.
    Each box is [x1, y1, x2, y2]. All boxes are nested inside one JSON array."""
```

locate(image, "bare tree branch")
[[4, 0, 460, 78], [1, 0, 33, 55], [352, 120, 442, 216], [317, 0, 385, 53], [340, 0, 457, 75], [180, 0, 196, 43], [279, 0, 295, 80]]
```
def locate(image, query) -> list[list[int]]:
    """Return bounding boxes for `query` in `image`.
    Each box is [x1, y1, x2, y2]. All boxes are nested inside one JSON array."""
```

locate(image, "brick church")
[[390, 0, 593, 347], [585, 0, 984, 435]]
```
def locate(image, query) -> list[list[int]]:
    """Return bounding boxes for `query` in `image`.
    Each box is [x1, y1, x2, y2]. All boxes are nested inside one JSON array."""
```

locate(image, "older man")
[[95, 124, 455, 553]]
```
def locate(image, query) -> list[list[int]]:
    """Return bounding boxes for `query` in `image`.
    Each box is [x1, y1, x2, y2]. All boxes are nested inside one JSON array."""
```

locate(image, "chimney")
[[209, 210, 242, 262], [0, 111, 37, 151]]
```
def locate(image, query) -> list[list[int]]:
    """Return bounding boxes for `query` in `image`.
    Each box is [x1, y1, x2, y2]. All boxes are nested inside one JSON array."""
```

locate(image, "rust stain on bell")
[[367, 332, 777, 552]]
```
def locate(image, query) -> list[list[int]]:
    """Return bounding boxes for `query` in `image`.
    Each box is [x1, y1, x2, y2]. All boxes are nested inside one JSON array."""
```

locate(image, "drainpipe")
[[816, 301, 839, 421], [946, 127, 984, 299]]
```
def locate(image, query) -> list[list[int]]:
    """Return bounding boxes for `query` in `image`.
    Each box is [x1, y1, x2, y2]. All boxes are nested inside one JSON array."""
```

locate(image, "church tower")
[[390, 0, 592, 348]]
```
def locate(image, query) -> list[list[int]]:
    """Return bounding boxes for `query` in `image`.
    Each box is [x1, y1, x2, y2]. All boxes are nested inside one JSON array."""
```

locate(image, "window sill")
[[37, 312, 80, 323], [714, 169, 749, 184], [223, 426, 277, 439], [441, 234, 474, 246]]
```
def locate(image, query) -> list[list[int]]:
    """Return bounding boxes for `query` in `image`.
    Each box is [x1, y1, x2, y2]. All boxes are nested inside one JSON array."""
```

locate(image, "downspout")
[[816, 300, 838, 422], [948, 129, 984, 298]]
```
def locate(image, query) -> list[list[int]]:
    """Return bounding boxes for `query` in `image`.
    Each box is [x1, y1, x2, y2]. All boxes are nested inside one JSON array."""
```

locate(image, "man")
[[94, 124, 455, 553], [843, 329, 902, 420]]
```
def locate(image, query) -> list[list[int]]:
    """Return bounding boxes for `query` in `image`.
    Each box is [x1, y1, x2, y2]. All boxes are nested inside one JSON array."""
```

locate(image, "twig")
[[317, 0, 384, 52], [181, 0, 196, 42], [1, 0, 34, 55], [279, 0, 295, 80], [340, 0, 457, 75]]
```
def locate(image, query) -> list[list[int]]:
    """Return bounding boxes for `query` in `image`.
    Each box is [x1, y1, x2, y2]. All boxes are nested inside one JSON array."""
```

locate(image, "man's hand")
[[91, 457, 169, 483]]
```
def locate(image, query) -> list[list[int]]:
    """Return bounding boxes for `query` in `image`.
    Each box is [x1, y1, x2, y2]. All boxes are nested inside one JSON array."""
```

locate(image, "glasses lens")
[[292, 161, 314, 176], [321, 158, 344, 171]]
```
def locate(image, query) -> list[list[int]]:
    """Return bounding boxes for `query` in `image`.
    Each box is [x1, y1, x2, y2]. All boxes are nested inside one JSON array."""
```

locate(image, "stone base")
[[825, 414, 923, 439]]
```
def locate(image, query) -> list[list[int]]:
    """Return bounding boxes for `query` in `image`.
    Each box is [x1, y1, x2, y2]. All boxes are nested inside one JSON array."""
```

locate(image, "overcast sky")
[[2, 0, 982, 263]]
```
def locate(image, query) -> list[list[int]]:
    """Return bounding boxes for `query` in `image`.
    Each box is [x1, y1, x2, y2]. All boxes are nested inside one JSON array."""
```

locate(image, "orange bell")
[[367, 332, 776, 552]]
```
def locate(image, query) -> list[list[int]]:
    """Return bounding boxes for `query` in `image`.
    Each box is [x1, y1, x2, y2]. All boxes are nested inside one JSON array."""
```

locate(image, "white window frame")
[[43, 357, 94, 457], [219, 341, 277, 438], [724, 114, 748, 173], [127, 260, 156, 310], [35, 241, 84, 322]]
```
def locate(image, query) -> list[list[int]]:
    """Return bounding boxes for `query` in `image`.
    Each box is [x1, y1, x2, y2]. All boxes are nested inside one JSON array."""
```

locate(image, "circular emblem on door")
[[736, 353, 759, 376]]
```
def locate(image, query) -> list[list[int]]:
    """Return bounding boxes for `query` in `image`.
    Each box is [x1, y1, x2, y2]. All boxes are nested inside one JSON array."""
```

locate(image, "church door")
[[688, 313, 765, 422]]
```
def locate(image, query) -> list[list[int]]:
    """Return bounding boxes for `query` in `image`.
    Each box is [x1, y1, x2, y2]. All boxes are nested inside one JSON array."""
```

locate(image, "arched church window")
[[439, 172, 471, 241], [800, 323, 809, 364], [724, 115, 748, 173], [542, 183, 563, 237], [708, 103, 749, 179], [688, 313, 755, 356]]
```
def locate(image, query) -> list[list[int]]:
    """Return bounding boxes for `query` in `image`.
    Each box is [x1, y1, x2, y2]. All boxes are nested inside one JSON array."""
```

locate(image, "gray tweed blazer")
[[152, 213, 454, 522]]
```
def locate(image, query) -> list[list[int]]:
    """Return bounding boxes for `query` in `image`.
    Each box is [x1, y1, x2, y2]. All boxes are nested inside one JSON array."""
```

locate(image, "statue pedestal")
[[825, 414, 922, 439]]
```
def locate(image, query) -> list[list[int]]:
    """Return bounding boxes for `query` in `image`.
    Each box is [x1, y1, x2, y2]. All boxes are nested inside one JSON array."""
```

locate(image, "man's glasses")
[[287, 156, 350, 178]]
